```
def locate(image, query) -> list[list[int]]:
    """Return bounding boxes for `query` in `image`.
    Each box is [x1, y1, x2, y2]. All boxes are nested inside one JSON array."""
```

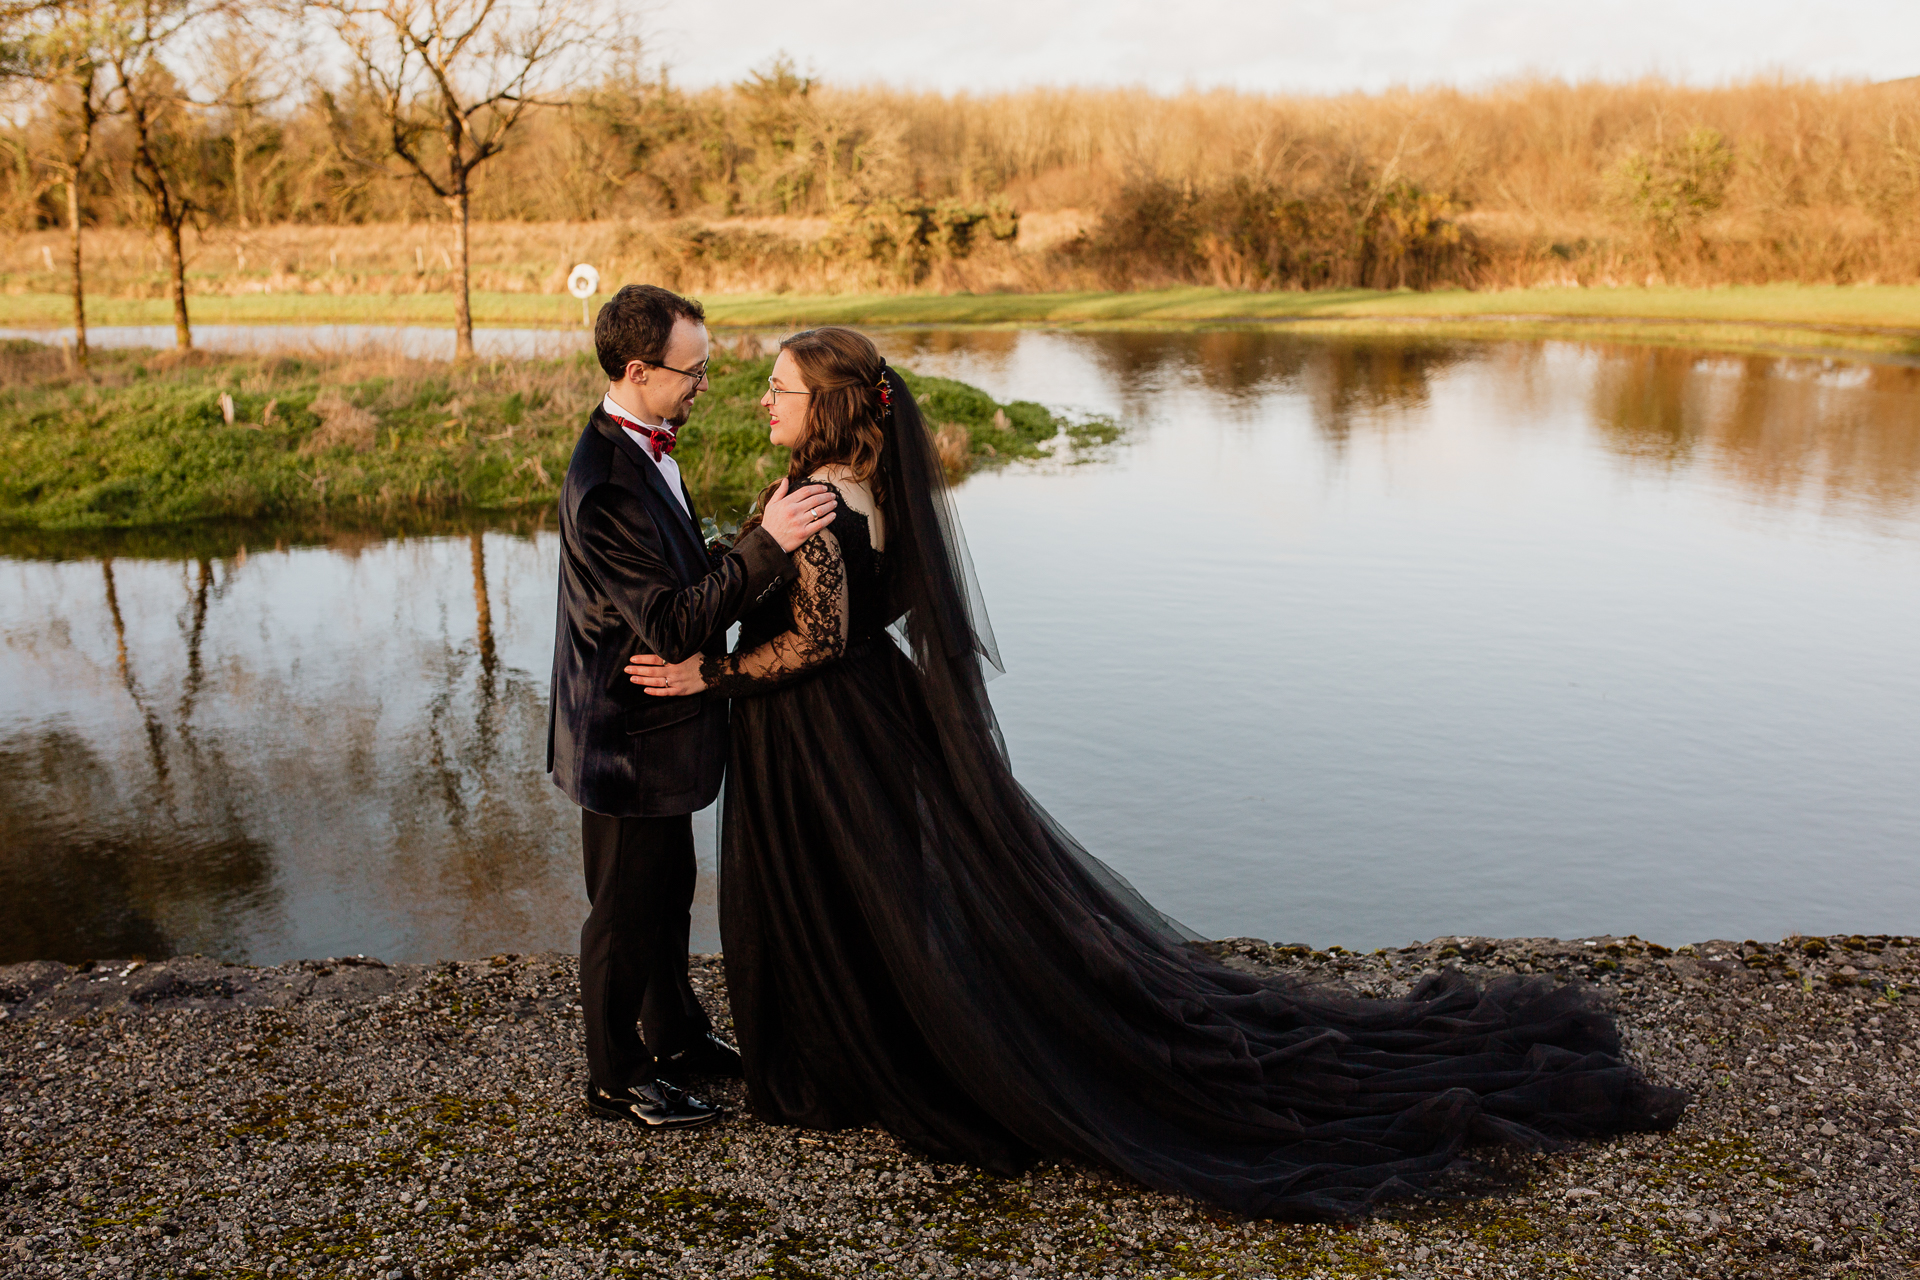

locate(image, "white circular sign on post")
[[567, 263, 600, 326]]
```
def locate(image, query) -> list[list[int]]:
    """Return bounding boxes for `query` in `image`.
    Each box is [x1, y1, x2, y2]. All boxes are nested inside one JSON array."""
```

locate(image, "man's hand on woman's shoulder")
[[760, 479, 838, 553]]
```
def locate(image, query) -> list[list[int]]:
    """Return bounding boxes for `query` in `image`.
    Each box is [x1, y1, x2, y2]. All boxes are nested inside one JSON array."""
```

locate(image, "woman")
[[627, 327, 1685, 1219]]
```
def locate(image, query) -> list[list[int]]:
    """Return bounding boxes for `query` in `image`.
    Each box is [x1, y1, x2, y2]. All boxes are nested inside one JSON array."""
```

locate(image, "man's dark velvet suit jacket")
[[547, 407, 793, 817]]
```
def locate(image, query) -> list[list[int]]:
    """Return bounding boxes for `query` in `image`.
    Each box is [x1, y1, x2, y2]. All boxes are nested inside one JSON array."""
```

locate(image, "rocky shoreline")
[[3, 933, 1916, 1279]]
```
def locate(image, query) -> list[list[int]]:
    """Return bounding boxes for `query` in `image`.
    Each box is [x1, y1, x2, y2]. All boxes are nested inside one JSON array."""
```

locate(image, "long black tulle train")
[[718, 643, 1685, 1219], [707, 361, 1686, 1220]]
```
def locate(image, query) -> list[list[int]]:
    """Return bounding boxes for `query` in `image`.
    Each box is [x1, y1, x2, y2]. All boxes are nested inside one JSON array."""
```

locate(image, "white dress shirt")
[[602, 393, 690, 518]]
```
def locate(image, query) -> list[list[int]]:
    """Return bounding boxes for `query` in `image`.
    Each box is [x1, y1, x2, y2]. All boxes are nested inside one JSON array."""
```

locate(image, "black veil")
[[874, 366, 1198, 943]]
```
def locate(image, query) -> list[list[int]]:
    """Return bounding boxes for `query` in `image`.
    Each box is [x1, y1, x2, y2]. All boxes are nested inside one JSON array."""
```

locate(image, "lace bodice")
[[700, 481, 890, 696]]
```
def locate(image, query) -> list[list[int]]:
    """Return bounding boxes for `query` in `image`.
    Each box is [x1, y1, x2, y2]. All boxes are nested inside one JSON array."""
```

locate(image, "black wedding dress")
[[698, 377, 1685, 1220]]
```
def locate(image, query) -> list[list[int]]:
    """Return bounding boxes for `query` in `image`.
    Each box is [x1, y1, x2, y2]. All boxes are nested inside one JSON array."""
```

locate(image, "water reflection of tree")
[[0, 728, 276, 963], [386, 531, 578, 960], [7, 555, 288, 963], [102, 558, 171, 801], [471, 531, 497, 688], [1079, 331, 1320, 413], [9, 530, 584, 965], [888, 329, 1022, 364], [238, 530, 584, 963], [1301, 341, 1466, 449], [1591, 350, 1920, 515], [1068, 331, 1464, 446]]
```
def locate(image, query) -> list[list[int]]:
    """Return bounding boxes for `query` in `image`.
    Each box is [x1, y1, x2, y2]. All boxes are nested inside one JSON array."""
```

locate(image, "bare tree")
[[203, 15, 285, 229], [324, 0, 588, 358], [105, 0, 212, 350], [0, 63, 61, 234], [3, 0, 113, 365]]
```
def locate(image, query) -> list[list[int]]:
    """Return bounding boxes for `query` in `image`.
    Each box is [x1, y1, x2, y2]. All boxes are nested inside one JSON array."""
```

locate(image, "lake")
[[4, 327, 1918, 965]]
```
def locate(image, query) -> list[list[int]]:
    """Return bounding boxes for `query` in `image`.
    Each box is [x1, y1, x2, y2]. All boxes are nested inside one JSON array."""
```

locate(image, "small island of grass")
[[0, 341, 1117, 539]]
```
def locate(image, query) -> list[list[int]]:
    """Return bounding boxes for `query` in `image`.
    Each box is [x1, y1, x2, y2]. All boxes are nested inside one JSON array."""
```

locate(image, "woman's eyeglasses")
[[766, 377, 810, 398]]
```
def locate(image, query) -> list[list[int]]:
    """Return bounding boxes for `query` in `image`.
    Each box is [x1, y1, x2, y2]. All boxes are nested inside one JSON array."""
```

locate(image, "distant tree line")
[[1, 0, 603, 355], [4, 4, 1920, 356]]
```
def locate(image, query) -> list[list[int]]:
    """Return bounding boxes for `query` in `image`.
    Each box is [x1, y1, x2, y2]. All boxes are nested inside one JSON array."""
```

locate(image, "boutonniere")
[[701, 514, 740, 552]]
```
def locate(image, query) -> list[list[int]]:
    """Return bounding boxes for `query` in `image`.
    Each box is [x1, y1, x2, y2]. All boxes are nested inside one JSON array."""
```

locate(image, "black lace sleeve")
[[699, 528, 848, 696]]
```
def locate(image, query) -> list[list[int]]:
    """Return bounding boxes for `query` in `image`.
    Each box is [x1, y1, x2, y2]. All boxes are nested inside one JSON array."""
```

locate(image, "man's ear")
[[623, 359, 647, 385]]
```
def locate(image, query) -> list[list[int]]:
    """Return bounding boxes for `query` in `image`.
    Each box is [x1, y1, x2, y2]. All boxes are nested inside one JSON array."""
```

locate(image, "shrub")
[[1080, 170, 1477, 291], [823, 196, 1021, 286], [1606, 126, 1736, 240]]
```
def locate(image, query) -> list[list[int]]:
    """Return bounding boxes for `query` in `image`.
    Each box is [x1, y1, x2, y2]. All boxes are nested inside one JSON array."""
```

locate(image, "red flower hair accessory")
[[875, 370, 893, 414]]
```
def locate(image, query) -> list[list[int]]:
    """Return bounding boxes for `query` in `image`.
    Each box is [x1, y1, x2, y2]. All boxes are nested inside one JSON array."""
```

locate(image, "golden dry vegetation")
[[7, 66, 1920, 300]]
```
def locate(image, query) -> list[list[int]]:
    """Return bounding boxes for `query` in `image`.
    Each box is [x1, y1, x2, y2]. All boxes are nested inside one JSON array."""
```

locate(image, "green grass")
[[699, 282, 1920, 328], [0, 290, 588, 329], [0, 341, 1097, 533], [702, 284, 1920, 360], [7, 284, 1920, 362]]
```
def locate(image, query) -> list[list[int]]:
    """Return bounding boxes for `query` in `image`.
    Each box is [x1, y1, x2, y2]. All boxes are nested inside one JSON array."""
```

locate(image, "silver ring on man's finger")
[[810, 507, 820, 518]]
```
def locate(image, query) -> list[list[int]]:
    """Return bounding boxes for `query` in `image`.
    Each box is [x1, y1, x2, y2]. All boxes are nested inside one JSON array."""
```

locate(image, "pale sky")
[[652, 0, 1918, 94]]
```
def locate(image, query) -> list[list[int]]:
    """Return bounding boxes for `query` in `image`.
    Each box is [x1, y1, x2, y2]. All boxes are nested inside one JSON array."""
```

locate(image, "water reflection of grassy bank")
[[0, 509, 554, 563], [0, 341, 1099, 532]]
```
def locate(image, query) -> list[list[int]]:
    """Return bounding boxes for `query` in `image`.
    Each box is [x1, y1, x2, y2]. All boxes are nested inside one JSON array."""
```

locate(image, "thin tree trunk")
[[450, 187, 473, 359], [8, 142, 32, 232], [65, 177, 88, 367], [233, 107, 249, 229], [166, 217, 191, 350]]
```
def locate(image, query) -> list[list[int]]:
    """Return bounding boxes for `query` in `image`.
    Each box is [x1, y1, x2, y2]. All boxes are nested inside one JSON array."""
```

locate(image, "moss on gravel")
[[2, 936, 1917, 1277]]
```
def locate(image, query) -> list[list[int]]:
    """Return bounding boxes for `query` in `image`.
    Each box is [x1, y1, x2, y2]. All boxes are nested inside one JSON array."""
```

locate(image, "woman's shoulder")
[[806, 468, 878, 516], [803, 468, 885, 552]]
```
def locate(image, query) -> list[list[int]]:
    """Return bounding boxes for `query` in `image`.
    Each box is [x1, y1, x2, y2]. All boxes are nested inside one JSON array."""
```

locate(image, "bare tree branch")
[[319, 0, 592, 356], [105, 0, 232, 350]]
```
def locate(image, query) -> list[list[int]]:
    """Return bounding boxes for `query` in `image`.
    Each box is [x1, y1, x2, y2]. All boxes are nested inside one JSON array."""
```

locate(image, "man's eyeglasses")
[[766, 377, 810, 398], [649, 361, 709, 383]]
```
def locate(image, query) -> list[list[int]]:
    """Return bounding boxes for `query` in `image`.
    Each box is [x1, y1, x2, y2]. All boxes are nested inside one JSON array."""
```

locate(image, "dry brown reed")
[[298, 390, 378, 455], [812, 75, 1920, 288], [934, 422, 971, 478], [7, 74, 1920, 292], [0, 340, 71, 387]]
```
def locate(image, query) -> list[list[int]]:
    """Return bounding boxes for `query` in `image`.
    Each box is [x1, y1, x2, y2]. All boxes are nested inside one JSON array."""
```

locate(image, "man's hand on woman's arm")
[[626, 652, 706, 697], [623, 479, 836, 696]]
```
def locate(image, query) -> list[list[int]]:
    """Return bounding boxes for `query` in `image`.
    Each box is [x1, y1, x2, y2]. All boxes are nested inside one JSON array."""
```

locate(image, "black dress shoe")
[[584, 1079, 720, 1130], [654, 1032, 743, 1085]]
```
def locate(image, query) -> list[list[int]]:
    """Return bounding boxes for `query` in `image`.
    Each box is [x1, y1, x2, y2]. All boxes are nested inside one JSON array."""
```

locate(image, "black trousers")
[[579, 810, 712, 1090]]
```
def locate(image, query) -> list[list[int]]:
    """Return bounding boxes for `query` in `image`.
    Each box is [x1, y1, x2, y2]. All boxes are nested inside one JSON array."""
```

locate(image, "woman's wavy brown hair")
[[745, 327, 889, 530]]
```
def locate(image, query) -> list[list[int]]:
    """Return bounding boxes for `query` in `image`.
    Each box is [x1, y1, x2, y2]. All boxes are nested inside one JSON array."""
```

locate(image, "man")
[[548, 284, 837, 1129]]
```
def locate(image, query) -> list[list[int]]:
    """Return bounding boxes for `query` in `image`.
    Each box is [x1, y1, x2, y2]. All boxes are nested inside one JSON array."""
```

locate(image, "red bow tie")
[[630, 423, 677, 461]]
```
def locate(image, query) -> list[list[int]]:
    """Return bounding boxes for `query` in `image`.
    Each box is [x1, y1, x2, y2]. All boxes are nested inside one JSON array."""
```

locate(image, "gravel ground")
[[2, 933, 1916, 1279]]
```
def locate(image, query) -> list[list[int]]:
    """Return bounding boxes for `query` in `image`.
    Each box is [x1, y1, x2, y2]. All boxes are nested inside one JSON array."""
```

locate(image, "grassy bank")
[[708, 283, 1920, 328], [0, 341, 1107, 533], [6, 284, 1920, 361]]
